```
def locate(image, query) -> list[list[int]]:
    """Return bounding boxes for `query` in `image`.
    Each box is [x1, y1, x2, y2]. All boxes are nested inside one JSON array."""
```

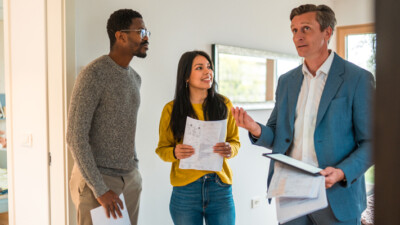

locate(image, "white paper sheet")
[[267, 162, 328, 224], [90, 193, 131, 225], [179, 117, 227, 171], [267, 163, 320, 198], [275, 176, 327, 224]]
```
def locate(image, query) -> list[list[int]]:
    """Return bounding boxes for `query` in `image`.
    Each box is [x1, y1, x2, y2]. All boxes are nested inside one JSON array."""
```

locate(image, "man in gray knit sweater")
[[67, 9, 149, 225]]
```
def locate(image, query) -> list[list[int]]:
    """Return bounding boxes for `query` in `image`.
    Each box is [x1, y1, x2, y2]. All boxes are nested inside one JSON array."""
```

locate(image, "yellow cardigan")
[[155, 98, 240, 186]]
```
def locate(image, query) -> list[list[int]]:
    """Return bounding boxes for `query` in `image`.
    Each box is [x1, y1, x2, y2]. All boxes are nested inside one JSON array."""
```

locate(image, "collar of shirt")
[[302, 50, 335, 80]]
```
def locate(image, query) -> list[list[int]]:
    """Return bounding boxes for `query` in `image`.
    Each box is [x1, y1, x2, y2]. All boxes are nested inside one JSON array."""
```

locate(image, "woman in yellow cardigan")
[[156, 50, 240, 225]]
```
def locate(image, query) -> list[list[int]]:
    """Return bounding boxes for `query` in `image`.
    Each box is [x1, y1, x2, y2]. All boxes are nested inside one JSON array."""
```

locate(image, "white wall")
[[73, 0, 372, 225], [328, 0, 375, 52], [335, 0, 375, 26]]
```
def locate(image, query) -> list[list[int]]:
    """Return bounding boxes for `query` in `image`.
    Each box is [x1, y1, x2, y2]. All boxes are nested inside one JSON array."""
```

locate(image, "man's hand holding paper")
[[91, 193, 131, 225], [320, 166, 345, 188]]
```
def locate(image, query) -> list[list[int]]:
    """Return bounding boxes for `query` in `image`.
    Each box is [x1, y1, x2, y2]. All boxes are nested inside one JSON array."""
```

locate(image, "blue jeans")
[[169, 173, 235, 225]]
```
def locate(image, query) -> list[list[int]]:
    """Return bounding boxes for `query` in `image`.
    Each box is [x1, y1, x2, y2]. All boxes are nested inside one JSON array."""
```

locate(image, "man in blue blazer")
[[232, 4, 374, 225]]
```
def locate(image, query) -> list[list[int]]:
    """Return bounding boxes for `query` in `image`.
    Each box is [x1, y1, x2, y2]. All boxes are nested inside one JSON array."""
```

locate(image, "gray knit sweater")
[[67, 55, 141, 197]]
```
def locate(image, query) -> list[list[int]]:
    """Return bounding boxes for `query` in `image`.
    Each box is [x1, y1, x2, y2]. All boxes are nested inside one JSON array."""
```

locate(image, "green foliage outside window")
[[218, 53, 266, 103]]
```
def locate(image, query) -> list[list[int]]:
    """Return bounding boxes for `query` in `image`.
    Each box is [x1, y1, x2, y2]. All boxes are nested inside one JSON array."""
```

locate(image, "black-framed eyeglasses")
[[120, 29, 151, 39]]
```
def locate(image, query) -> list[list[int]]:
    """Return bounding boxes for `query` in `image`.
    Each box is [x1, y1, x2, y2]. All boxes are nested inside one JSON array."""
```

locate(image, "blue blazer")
[[252, 53, 375, 221]]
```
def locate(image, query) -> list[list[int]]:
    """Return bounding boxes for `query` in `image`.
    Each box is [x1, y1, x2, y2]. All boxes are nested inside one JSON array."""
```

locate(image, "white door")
[[3, 0, 70, 224]]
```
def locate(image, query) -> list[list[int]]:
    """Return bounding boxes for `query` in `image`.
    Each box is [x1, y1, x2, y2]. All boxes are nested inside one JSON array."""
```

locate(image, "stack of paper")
[[266, 155, 328, 224], [180, 117, 227, 171]]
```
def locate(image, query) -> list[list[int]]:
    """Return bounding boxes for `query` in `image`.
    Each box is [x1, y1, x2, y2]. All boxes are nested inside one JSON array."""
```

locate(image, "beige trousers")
[[70, 165, 142, 225]]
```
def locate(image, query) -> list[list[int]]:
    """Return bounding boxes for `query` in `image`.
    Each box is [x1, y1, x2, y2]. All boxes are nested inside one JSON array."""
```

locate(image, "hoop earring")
[[186, 82, 188, 88]]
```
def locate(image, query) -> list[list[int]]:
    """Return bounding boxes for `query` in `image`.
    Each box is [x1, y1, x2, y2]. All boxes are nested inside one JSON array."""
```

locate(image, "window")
[[212, 44, 301, 109], [337, 24, 376, 76]]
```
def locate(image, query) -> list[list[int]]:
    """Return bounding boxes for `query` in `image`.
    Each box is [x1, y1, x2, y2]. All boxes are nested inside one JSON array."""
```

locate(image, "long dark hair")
[[170, 50, 228, 141]]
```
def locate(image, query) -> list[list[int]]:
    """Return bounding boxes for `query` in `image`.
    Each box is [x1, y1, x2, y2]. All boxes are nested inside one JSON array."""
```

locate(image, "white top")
[[289, 51, 335, 167]]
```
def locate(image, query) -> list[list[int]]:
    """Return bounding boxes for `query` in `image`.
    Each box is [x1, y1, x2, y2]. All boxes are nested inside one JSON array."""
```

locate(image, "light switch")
[[21, 133, 33, 147]]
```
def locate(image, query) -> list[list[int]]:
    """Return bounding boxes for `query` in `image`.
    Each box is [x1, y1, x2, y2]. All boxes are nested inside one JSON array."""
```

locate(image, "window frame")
[[336, 23, 375, 59]]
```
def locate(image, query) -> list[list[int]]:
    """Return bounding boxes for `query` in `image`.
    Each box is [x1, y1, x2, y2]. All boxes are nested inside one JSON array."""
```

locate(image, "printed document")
[[179, 117, 227, 171], [90, 193, 131, 225], [267, 163, 321, 198], [267, 162, 328, 224]]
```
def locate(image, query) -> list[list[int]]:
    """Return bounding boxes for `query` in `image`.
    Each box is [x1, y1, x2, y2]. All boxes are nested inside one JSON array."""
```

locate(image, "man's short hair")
[[290, 4, 337, 32], [107, 9, 143, 49]]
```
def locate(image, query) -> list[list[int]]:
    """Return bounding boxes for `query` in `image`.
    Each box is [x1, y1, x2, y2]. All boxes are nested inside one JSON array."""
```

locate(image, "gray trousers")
[[70, 165, 142, 225], [281, 205, 360, 225]]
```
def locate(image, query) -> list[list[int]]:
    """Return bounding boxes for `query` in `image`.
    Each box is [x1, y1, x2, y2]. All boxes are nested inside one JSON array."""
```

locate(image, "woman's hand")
[[174, 144, 195, 159], [213, 142, 232, 158]]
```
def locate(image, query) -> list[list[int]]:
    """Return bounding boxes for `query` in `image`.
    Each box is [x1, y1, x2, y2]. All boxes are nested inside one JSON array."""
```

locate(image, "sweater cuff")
[[93, 183, 110, 198], [173, 147, 177, 159]]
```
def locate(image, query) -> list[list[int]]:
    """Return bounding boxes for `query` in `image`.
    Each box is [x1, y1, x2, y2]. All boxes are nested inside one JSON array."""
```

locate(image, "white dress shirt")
[[289, 51, 335, 167]]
